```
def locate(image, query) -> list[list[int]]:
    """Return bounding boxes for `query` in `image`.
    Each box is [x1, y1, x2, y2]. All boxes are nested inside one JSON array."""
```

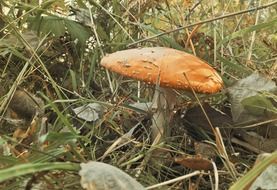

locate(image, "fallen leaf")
[[175, 154, 213, 171], [79, 161, 146, 190], [241, 95, 277, 116], [228, 73, 277, 122], [73, 103, 104, 122]]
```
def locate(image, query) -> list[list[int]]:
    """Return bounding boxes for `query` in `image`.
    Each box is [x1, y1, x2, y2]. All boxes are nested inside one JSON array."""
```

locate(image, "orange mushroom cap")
[[101, 47, 223, 94]]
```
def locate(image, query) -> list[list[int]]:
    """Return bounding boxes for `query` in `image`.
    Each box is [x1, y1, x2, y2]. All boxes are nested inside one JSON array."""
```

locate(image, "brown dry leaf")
[[175, 154, 213, 171], [12, 119, 39, 139]]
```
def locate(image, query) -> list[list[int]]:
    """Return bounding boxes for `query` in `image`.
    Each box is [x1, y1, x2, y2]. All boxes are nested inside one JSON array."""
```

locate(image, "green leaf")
[[40, 132, 79, 144], [0, 162, 80, 183], [64, 19, 90, 48], [241, 95, 277, 116], [28, 147, 68, 163], [69, 69, 78, 92], [86, 49, 98, 88], [28, 15, 90, 49], [38, 16, 66, 37], [96, 24, 110, 42]]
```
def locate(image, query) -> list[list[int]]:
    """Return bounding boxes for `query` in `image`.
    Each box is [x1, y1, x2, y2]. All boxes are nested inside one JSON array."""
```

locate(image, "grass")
[[0, 0, 276, 189]]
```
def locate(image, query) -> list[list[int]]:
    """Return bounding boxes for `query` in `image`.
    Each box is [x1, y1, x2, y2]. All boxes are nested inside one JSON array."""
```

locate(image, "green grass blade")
[[0, 162, 80, 183], [219, 18, 277, 47], [229, 152, 277, 190]]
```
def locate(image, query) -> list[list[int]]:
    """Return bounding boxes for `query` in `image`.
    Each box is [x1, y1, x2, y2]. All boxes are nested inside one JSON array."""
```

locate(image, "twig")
[[231, 137, 265, 154], [185, 24, 202, 49], [146, 171, 202, 189], [185, 0, 202, 21], [128, 1, 277, 47], [212, 160, 219, 190], [233, 118, 277, 129]]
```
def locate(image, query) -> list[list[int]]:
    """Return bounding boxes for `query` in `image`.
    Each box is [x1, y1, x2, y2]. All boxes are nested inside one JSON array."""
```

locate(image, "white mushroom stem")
[[134, 87, 176, 177], [150, 86, 176, 143]]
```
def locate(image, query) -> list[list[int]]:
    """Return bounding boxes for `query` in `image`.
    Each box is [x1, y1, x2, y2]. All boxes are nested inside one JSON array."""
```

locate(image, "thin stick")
[[231, 137, 265, 154], [146, 171, 202, 189], [232, 118, 277, 129], [128, 1, 277, 47], [212, 160, 219, 190]]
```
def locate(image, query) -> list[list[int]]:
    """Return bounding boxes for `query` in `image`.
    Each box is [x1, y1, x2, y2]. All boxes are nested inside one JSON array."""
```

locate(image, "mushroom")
[[100, 47, 223, 143]]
